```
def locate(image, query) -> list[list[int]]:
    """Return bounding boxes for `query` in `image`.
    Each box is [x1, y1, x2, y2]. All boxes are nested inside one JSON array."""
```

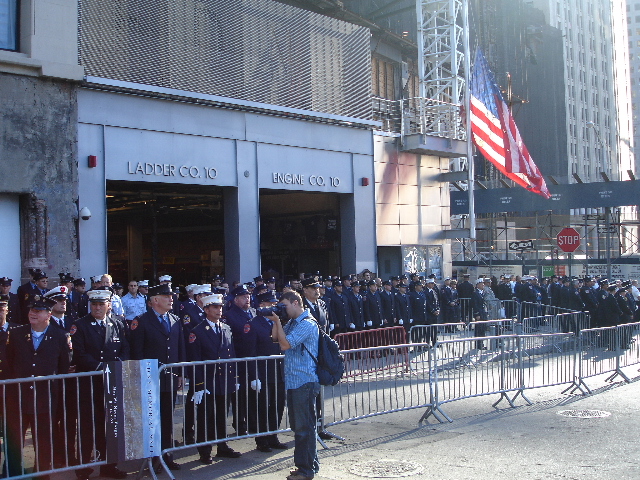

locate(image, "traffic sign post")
[[557, 227, 581, 277]]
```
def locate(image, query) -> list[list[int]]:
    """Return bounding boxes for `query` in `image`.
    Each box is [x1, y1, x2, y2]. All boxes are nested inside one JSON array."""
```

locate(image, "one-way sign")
[[508, 240, 534, 251]]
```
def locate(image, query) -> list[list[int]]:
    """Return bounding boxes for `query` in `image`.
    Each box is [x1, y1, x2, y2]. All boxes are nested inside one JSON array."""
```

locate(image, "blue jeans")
[[287, 382, 320, 477]]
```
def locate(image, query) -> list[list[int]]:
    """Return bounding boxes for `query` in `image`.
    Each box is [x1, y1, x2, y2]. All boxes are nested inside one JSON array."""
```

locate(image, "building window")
[[372, 57, 396, 100], [0, 0, 18, 51]]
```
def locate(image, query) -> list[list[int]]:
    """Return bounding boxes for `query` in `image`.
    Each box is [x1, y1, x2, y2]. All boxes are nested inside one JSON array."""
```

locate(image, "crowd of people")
[[1, 268, 639, 480]]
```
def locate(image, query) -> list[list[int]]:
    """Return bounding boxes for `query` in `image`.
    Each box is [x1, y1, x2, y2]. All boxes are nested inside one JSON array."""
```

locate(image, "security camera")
[[79, 207, 91, 221]]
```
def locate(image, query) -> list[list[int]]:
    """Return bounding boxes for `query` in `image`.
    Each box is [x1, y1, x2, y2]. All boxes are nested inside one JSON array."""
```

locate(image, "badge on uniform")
[[244, 324, 250, 333], [131, 319, 139, 330], [67, 335, 73, 351], [70, 325, 77, 335], [189, 332, 196, 343], [183, 315, 190, 324]]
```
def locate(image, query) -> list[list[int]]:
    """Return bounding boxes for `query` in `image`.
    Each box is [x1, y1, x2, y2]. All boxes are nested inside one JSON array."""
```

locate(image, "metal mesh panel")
[[78, 0, 372, 119]]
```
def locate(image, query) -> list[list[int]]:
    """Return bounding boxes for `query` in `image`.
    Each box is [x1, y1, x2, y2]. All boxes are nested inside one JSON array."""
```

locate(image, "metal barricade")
[[323, 344, 439, 425], [617, 322, 640, 369], [572, 327, 620, 394], [158, 356, 290, 478], [0, 371, 106, 480], [423, 332, 577, 423], [334, 327, 410, 378]]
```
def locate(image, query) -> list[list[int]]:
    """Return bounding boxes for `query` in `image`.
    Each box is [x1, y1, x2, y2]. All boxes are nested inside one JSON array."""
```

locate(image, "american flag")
[[470, 49, 551, 199]]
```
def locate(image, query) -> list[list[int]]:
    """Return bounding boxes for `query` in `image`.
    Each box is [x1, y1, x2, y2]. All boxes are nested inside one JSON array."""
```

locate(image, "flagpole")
[[462, 0, 476, 254]]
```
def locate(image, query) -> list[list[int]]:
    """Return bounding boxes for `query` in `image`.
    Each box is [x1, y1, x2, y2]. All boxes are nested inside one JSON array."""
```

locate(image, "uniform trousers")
[[248, 380, 286, 447], [195, 394, 232, 457]]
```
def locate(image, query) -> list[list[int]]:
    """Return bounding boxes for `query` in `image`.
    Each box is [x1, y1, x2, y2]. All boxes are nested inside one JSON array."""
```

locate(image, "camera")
[[256, 303, 288, 322], [79, 207, 92, 221]]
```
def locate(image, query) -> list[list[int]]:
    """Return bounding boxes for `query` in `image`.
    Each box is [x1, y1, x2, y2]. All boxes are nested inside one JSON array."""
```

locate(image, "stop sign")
[[557, 227, 581, 252]]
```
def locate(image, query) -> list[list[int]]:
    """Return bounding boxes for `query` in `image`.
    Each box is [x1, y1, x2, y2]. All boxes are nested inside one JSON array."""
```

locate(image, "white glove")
[[236, 383, 241, 391], [250, 379, 262, 392], [398, 319, 404, 325], [329, 324, 335, 331], [191, 389, 210, 405], [349, 323, 356, 329], [410, 318, 414, 324], [366, 321, 373, 327]]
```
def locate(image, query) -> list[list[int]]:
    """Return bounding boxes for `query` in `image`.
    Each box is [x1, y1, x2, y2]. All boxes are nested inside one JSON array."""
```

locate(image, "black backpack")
[[303, 329, 345, 386]]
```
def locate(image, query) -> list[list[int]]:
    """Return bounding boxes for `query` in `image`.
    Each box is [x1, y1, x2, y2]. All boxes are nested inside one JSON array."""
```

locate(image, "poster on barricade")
[[105, 359, 161, 462]]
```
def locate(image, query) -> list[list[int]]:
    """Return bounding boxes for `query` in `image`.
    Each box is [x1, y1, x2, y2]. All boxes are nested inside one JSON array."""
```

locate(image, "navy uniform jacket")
[[70, 313, 130, 371], [409, 291, 428, 324], [303, 298, 329, 333], [129, 310, 186, 392], [549, 282, 563, 307], [600, 293, 621, 327], [70, 290, 89, 319], [363, 290, 384, 327], [395, 292, 411, 323], [566, 287, 585, 311], [223, 304, 256, 358], [5, 324, 71, 414], [186, 320, 237, 395], [457, 281, 474, 299], [346, 290, 364, 329], [0, 323, 17, 379], [470, 289, 488, 320], [425, 288, 440, 322], [379, 289, 397, 324], [616, 293, 633, 322], [7, 292, 20, 324], [580, 286, 599, 312], [329, 291, 351, 330], [242, 315, 282, 383], [180, 300, 205, 339]]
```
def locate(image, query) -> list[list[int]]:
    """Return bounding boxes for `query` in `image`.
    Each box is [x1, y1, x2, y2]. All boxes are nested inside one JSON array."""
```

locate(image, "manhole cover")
[[557, 409, 611, 418], [349, 459, 424, 478]]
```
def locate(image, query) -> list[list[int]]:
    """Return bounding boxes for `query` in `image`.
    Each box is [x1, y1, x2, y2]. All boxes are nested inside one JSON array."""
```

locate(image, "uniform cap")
[[0, 277, 12, 286], [58, 272, 74, 283], [90, 275, 103, 283], [44, 286, 69, 300], [201, 294, 224, 307], [87, 289, 112, 302], [257, 292, 278, 304], [301, 278, 321, 288], [0, 294, 9, 305], [73, 278, 86, 286], [476, 278, 485, 284], [27, 294, 57, 311], [192, 284, 212, 296], [230, 285, 251, 297], [159, 275, 172, 282], [32, 270, 48, 281], [137, 280, 149, 287], [185, 284, 198, 293], [147, 284, 174, 297]]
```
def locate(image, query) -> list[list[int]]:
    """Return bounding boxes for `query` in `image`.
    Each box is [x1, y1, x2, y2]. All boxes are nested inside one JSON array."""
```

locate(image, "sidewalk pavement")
[[118, 376, 640, 480]]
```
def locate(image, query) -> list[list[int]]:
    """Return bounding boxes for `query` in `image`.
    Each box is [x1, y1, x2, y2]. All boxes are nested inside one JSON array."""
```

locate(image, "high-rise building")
[[532, 0, 634, 182], [626, 0, 640, 173]]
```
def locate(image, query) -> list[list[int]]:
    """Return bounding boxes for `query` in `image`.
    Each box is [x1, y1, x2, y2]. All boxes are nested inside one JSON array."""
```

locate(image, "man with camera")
[[243, 291, 288, 452], [270, 291, 320, 480]]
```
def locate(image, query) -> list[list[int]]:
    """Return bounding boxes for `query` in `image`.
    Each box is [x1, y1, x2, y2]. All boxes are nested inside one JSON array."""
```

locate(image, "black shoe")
[[318, 430, 332, 440], [257, 445, 273, 452], [270, 441, 290, 450], [166, 460, 181, 471], [216, 448, 242, 458], [100, 465, 127, 479], [198, 455, 213, 465]]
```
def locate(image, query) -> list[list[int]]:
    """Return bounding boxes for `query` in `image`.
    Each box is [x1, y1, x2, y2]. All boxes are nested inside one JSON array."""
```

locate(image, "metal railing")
[[400, 97, 465, 140], [0, 371, 106, 480]]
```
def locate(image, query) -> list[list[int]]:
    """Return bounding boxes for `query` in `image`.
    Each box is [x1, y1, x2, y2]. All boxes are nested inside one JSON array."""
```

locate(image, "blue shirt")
[[283, 309, 319, 390], [31, 326, 49, 350]]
